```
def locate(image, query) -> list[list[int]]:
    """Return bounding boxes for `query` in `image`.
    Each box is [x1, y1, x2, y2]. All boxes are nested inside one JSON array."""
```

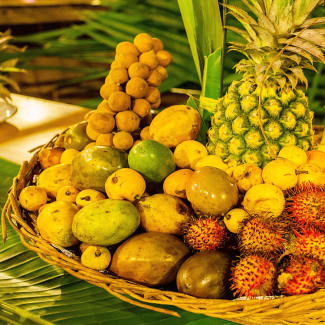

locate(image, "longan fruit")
[[84, 110, 95, 121], [147, 69, 162, 87], [140, 126, 151, 140], [108, 91, 131, 112], [100, 82, 122, 99], [115, 110, 140, 132], [151, 97, 161, 109], [60, 148, 79, 164], [128, 62, 150, 79], [155, 65, 168, 80], [88, 112, 115, 134], [132, 98, 151, 117], [126, 77, 148, 98], [110, 60, 123, 69], [134, 33, 154, 53], [113, 131, 134, 151], [108, 68, 129, 84], [115, 53, 138, 69], [84, 142, 96, 150], [86, 124, 101, 141], [97, 100, 116, 115], [96, 133, 114, 147], [56, 185, 79, 203], [152, 38, 163, 52], [145, 86, 160, 103], [156, 50, 172, 67], [116, 41, 139, 56], [19, 186, 48, 212], [139, 50, 158, 69]]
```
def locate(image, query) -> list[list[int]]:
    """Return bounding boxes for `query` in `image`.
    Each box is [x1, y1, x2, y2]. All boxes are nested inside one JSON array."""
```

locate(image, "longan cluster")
[[85, 33, 172, 151]]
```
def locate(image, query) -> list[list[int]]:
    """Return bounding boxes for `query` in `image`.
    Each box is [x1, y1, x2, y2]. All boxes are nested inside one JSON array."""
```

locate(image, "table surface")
[[0, 94, 89, 164]]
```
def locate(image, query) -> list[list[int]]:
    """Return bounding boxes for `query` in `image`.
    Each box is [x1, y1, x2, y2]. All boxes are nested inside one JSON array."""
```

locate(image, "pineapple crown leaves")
[[225, 0, 325, 89], [0, 30, 25, 102]]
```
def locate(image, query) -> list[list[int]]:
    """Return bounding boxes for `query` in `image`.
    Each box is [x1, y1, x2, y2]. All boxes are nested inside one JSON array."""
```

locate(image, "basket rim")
[[2, 126, 325, 324]]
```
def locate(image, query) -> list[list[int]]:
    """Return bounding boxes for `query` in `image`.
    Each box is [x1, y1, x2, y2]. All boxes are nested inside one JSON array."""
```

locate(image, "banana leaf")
[[0, 159, 238, 325]]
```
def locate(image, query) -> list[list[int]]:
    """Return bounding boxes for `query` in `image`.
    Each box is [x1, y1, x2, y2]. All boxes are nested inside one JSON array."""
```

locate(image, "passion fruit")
[[186, 166, 238, 216]]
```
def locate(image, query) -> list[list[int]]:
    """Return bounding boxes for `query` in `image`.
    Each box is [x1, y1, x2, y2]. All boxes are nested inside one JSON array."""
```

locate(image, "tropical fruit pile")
[[17, 11, 325, 301]]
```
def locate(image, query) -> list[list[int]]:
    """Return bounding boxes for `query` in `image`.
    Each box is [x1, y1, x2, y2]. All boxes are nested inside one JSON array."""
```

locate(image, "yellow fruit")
[[76, 189, 106, 208], [60, 148, 79, 164], [108, 68, 129, 84], [133, 98, 151, 118], [149, 105, 201, 148], [174, 140, 208, 169], [37, 164, 72, 198], [115, 110, 140, 132], [155, 65, 168, 80], [96, 100, 116, 115], [86, 124, 101, 141], [134, 33, 154, 53], [232, 163, 263, 192], [223, 208, 250, 233], [147, 69, 162, 87], [79, 242, 90, 254], [81, 246, 111, 271], [151, 98, 161, 109], [19, 186, 47, 212], [56, 185, 79, 203], [88, 112, 115, 134], [145, 87, 160, 104], [113, 131, 134, 151], [156, 50, 172, 67], [100, 82, 122, 99], [194, 154, 228, 171], [140, 126, 151, 140], [278, 145, 308, 167], [163, 169, 193, 199], [128, 62, 150, 79], [84, 142, 96, 150], [307, 150, 325, 172], [262, 158, 297, 190], [139, 50, 159, 69], [296, 163, 325, 186], [115, 53, 138, 69], [116, 41, 139, 56], [108, 91, 131, 112], [152, 38, 163, 52], [110, 60, 123, 69], [37, 201, 79, 247], [242, 183, 285, 218], [105, 168, 146, 201], [38, 147, 64, 169], [84, 110, 95, 121], [125, 77, 148, 98], [96, 133, 113, 147]]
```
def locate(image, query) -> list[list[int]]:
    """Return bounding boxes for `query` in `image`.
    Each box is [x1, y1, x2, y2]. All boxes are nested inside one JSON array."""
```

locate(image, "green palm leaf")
[[0, 158, 237, 325]]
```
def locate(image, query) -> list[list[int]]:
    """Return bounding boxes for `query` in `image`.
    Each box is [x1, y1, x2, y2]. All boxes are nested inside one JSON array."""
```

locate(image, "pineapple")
[[207, 0, 325, 167]]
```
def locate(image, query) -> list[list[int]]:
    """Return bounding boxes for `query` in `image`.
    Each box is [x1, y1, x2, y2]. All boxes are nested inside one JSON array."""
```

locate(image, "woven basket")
[[2, 126, 325, 325]]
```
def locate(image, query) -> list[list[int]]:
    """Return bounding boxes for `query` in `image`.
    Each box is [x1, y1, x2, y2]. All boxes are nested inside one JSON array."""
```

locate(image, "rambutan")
[[286, 185, 325, 231], [238, 217, 285, 256], [231, 255, 276, 298], [277, 256, 324, 295], [293, 228, 325, 264], [183, 217, 228, 251]]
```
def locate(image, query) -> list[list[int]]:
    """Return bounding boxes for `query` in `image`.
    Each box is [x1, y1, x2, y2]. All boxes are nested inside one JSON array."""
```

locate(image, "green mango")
[[71, 146, 128, 192], [128, 140, 175, 183], [64, 121, 92, 151], [72, 199, 140, 246]]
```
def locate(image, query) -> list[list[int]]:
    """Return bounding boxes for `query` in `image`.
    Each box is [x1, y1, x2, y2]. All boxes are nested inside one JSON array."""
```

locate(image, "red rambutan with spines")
[[285, 184, 325, 231], [291, 228, 325, 264], [231, 254, 276, 298], [277, 256, 324, 295], [238, 216, 286, 256], [183, 217, 228, 251]]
